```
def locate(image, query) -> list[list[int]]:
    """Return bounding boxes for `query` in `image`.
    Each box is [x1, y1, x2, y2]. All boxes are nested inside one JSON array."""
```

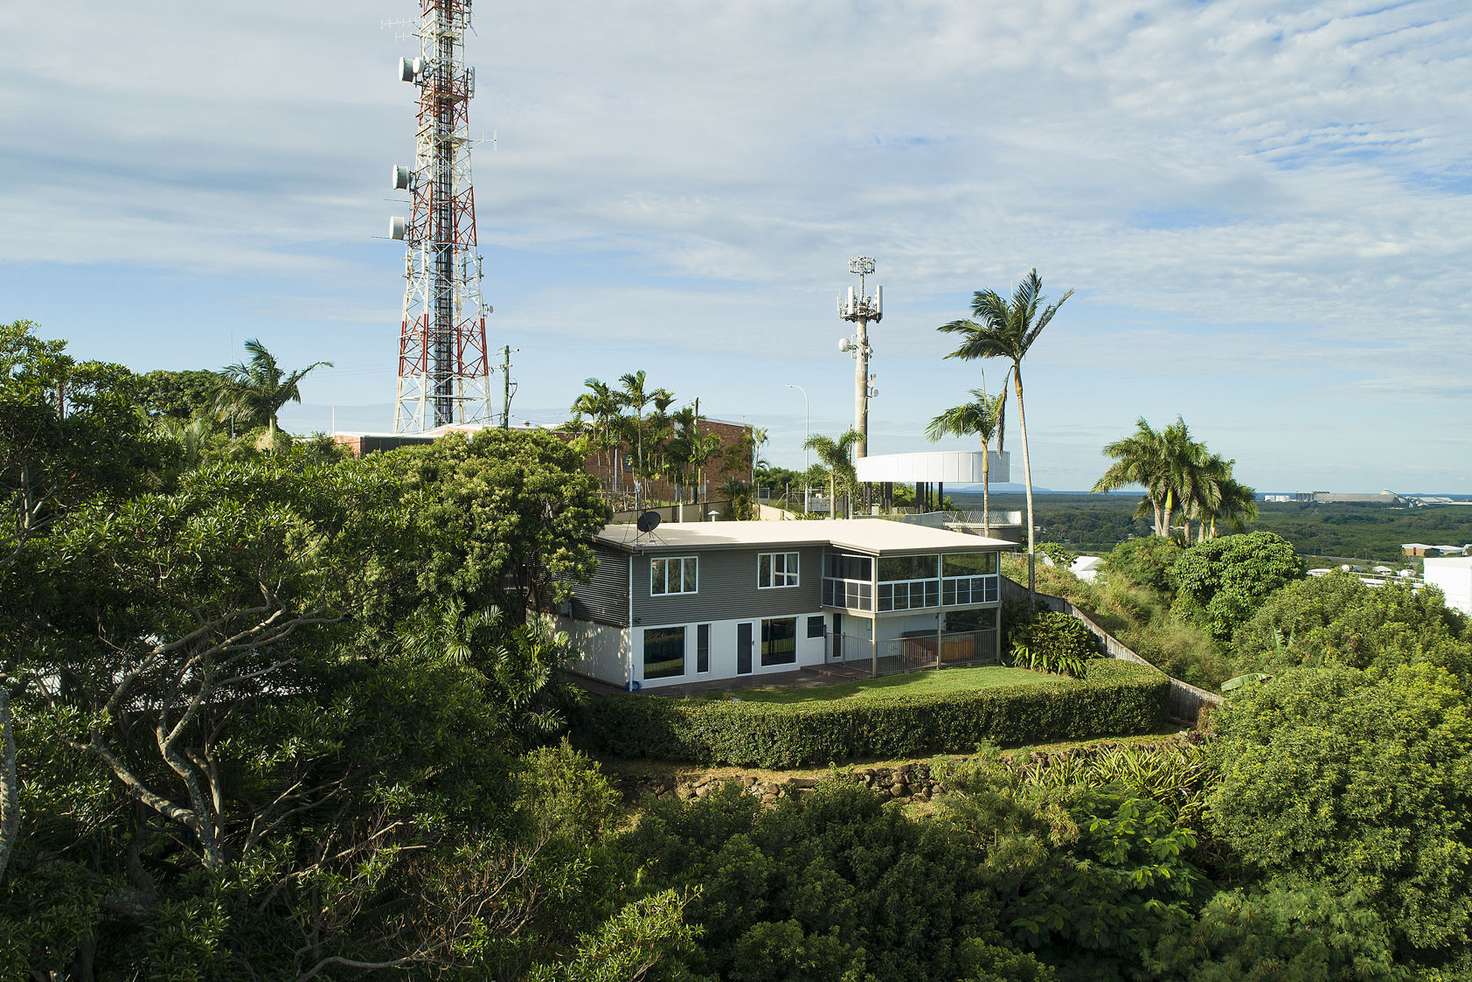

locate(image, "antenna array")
[[387, 0, 492, 432]]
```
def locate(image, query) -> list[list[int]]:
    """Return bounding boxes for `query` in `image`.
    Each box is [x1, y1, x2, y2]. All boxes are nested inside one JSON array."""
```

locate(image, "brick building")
[[330, 419, 753, 504]]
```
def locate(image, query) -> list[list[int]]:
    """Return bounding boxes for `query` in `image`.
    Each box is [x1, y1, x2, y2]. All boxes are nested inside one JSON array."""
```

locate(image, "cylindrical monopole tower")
[[837, 256, 882, 459]]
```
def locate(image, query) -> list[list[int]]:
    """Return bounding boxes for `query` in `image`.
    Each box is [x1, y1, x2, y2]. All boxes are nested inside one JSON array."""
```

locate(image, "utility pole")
[[786, 383, 810, 513], [499, 344, 517, 428]]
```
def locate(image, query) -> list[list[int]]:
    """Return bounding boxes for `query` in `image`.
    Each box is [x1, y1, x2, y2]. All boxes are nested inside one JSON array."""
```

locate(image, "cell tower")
[[837, 257, 882, 459], [387, 0, 492, 432]]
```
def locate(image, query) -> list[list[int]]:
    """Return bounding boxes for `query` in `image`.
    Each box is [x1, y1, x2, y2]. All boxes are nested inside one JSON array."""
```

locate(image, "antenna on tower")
[[836, 256, 883, 462], [385, 0, 493, 434]]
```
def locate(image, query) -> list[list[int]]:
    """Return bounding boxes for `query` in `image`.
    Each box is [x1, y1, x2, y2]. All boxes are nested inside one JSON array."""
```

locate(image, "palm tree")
[[1094, 418, 1173, 535], [667, 406, 699, 504], [1208, 477, 1259, 538], [1094, 416, 1204, 540], [619, 370, 652, 477], [215, 338, 332, 440], [569, 378, 624, 491], [924, 383, 1006, 535], [938, 270, 1072, 596], [156, 415, 216, 467], [748, 426, 769, 487], [804, 430, 861, 518], [688, 431, 724, 505]]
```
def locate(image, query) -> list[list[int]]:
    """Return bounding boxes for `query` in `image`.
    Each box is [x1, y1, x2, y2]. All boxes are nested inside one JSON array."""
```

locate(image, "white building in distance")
[[1424, 557, 1472, 616]]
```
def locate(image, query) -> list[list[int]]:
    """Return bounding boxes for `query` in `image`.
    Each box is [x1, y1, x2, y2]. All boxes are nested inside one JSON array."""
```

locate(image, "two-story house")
[[560, 519, 1016, 690]]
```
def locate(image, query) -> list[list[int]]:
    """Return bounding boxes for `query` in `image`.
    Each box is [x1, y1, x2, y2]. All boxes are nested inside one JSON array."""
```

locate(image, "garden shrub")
[[1104, 536, 1184, 594], [564, 660, 1169, 767], [1206, 664, 1472, 953], [1007, 610, 1101, 677], [1168, 532, 1305, 642]]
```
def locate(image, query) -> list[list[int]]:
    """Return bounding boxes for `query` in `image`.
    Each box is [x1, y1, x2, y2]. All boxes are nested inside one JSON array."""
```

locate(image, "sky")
[[3, 0, 1470, 492]]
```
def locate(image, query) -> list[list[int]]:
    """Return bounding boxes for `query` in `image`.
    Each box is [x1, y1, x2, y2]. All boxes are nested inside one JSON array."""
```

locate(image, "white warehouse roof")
[[855, 450, 1010, 485]]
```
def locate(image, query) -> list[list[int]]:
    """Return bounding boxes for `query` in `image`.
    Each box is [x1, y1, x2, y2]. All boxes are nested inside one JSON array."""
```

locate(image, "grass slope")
[[711, 666, 1052, 704]]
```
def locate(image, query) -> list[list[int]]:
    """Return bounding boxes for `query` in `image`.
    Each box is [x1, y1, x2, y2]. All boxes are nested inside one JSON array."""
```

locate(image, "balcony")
[[822, 577, 874, 611], [942, 574, 999, 606], [877, 577, 938, 612]]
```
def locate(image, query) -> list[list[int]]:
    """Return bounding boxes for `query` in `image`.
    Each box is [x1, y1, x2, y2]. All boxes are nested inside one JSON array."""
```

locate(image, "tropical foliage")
[[925, 382, 1007, 533], [214, 337, 332, 441], [1007, 610, 1100, 677], [1093, 417, 1258, 542], [938, 269, 1072, 595], [1167, 531, 1306, 642], [9, 321, 1472, 979], [803, 429, 861, 518], [568, 374, 745, 506]]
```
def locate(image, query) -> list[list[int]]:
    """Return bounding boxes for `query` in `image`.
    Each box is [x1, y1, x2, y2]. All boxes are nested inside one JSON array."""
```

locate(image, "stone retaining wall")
[[612, 735, 1191, 806], [618, 763, 944, 804]]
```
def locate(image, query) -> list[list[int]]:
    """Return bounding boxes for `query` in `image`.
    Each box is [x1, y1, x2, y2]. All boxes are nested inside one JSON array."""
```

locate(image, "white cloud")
[[3, 0, 1470, 488]]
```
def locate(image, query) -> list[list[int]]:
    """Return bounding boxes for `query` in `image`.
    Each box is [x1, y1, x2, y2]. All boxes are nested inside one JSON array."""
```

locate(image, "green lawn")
[[718, 665, 1061, 705]]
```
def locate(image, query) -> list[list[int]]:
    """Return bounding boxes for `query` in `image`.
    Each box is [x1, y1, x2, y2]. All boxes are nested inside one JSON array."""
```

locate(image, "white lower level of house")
[[558, 607, 999, 691]]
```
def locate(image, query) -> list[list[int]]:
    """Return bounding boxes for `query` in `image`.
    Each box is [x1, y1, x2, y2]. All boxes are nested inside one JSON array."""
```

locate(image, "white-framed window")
[[758, 551, 800, 589], [650, 556, 698, 596]]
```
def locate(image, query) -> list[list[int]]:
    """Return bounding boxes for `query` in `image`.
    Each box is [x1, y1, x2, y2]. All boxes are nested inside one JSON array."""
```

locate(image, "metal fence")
[[824, 629, 999, 676], [999, 576, 1222, 722]]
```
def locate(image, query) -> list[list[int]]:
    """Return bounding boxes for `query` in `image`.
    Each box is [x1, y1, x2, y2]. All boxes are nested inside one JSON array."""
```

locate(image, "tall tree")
[[938, 270, 1072, 596], [1093, 418, 1174, 536], [804, 430, 861, 518], [214, 338, 332, 440], [1094, 417, 1251, 542], [619, 370, 651, 478], [569, 378, 624, 492], [924, 383, 1007, 535], [1209, 476, 1259, 539]]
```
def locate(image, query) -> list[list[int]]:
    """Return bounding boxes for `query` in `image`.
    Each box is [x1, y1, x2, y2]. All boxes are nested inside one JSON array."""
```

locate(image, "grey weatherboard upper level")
[[574, 520, 1016, 629], [629, 545, 824, 626]]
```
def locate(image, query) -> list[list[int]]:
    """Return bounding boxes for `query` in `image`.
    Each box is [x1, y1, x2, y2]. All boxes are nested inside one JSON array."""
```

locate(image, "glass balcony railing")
[[877, 578, 939, 612], [824, 573, 1000, 613], [822, 577, 873, 611], [942, 574, 999, 606]]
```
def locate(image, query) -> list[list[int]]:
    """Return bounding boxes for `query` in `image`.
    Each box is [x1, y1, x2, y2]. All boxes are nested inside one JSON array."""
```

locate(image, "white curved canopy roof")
[[855, 450, 1010, 484]]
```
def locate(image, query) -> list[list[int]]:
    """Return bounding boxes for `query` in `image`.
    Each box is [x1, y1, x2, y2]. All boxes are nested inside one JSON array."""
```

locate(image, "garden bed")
[[563, 659, 1170, 768]]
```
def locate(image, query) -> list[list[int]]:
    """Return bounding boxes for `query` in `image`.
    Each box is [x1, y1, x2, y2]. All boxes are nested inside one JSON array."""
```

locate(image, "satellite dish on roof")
[[636, 511, 662, 534]]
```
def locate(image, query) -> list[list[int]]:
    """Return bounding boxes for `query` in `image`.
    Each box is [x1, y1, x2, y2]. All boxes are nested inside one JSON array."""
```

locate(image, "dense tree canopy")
[[1229, 572, 1472, 680], [6, 322, 1472, 978], [132, 368, 226, 421], [1206, 665, 1472, 954], [1102, 536, 1184, 595], [1168, 531, 1306, 642]]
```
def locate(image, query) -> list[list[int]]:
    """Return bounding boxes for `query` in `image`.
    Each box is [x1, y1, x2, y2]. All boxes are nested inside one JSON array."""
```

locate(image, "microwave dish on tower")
[[836, 256, 882, 460], [386, 0, 493, 433]]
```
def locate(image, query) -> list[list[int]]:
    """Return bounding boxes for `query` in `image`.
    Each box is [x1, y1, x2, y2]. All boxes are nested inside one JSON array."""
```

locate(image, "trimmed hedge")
[[563, 660, 1170, 768]]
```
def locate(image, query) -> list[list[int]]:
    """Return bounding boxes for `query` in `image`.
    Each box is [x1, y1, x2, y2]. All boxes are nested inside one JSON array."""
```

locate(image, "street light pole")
[[785, 383, 810, 514]]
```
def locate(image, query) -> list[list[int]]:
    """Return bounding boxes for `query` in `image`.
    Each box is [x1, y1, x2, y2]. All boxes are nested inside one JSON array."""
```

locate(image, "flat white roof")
[[1425, 556, 1472, 568], [595, 519, 1017, 556], [855, 450, 1009, 484]]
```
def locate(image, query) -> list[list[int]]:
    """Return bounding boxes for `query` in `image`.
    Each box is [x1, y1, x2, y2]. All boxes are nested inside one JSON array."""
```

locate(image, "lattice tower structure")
[[392, 0, 491, 432]]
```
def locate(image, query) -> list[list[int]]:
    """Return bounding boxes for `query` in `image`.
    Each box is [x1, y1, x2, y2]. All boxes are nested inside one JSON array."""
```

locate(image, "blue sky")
[[3, 0, 1470, 491]]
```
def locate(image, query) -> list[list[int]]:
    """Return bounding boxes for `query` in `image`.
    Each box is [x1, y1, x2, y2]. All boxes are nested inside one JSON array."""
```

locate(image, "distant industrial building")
[[1262, 490, 1410, 506], [1402, 543, 1471, 559], [1424, 557, 1472, 616], [1311, 490, 1409, 505]]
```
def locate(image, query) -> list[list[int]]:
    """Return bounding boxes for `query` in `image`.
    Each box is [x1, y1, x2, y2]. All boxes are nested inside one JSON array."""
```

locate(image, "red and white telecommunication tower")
[[388, 0, 492, 432]]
